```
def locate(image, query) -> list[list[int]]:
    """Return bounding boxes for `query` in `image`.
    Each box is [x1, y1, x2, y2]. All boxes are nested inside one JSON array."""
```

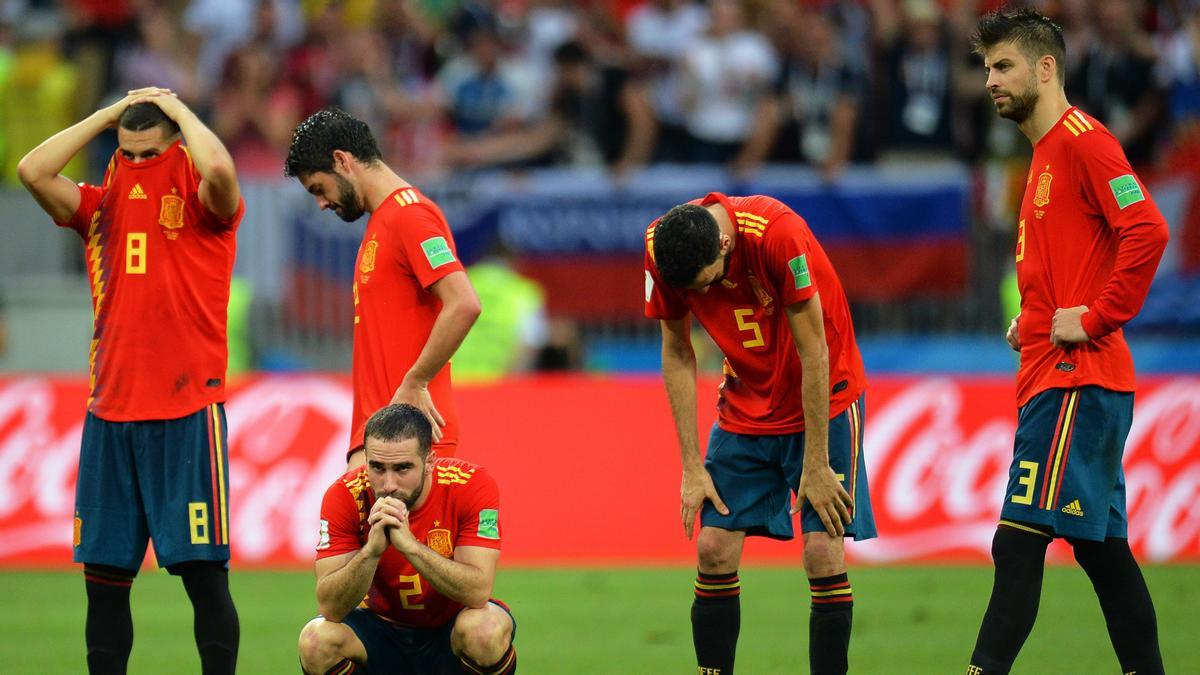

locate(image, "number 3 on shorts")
[[1011, 460, 1038, 505]]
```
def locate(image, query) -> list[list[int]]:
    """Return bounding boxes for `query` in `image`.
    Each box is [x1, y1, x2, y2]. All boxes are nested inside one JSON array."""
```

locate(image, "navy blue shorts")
[[999, 386, 1133, 541], [73, 404, 232, 570], [700, 395, 876, 541], [342, 601, 516, 674]]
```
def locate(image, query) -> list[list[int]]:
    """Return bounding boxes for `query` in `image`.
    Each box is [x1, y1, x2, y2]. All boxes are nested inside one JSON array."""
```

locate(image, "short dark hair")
[[119, 102, 180, 137], [363, 404, 432, 457], [971, 8, 1066, 83], [652, 204, 721, 289], [284, 107, 382, 178]]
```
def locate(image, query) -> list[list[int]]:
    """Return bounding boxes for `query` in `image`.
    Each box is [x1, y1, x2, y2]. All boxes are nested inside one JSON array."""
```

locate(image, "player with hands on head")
[[646, 192, 874, 675], [17, 86, 243, 674]]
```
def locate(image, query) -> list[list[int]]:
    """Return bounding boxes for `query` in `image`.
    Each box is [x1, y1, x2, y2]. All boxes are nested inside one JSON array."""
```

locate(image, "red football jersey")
[[55, 141, 242, 421], [645, 193, 866, 434], [350, 187, 463, 453], [1013, 107, 1169, 406], [315, 458, 502, 628]]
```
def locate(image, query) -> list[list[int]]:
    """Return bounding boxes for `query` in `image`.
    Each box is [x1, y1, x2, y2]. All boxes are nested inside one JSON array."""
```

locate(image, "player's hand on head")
[[793, 466, 853, 538], [127, 88, 186, 119], [1050, 305, 1090, 348], [1006, 314, 1020, 351], [391, 380, 446, 443], [680, 469, 729, 540]]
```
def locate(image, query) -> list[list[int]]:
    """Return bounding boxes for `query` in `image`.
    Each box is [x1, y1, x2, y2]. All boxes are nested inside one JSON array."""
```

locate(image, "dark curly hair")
[[119, 102, 180, 137], [971, 8, 1066, 84], [652, 204, 721, 289], [364, 404, 432, 458], [284, 107, 382, 178]]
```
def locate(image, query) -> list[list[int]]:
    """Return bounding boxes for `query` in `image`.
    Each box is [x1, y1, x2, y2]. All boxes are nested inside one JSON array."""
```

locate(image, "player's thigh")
[[1000, 387, 1131, 540], [451, 601, 515, 660], [787, 396, 877, 541], [74, 413, 150, 569], [701, 425, 789, 534], [299, 616, 367, 669], [136, 403, 232, 567]]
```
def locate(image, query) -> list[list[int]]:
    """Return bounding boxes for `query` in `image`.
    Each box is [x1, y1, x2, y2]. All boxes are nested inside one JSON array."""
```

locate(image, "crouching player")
[[299, 404, 516, 674]]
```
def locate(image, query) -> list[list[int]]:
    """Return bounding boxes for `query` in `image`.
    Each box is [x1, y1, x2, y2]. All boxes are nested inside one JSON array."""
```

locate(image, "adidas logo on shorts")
[[1061, 499, 1084, 517]]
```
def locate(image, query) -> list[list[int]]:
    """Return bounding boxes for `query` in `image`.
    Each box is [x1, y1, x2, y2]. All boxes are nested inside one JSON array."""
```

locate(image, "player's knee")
[[1068, 536, 1131, 571], [298, 618, 346, 672], [801, 534, 844, 578], [453, 608, 510, 663], [696, 532, 739, 572]]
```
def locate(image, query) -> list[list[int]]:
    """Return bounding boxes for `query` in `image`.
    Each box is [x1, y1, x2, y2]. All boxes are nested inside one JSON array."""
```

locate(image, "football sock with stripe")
[[460, 644, 517, 674], [323, 658, 361, 674], [809, 572, 853, 675], [692, 570, 740, 674], [1069, 537, 1164, 675], [173, 561, 240, 675], [968, 524, 1052, 674], [83, 564, 137, 675]]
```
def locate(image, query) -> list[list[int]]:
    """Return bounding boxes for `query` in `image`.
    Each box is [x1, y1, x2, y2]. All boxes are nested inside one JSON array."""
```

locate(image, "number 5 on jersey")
[[734, 308, 764, 348]]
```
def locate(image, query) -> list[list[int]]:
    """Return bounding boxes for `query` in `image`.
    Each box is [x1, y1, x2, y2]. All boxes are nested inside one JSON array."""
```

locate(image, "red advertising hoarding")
[[1, 375, 1197, 567]]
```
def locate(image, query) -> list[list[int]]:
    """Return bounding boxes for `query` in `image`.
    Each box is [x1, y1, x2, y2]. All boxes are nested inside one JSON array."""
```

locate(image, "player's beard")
[[332, 173, 366, 222], [995, 76, 1039, 124]]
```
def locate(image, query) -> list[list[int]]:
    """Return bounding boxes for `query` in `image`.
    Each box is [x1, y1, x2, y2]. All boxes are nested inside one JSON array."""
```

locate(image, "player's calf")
[[83, 564, 137, 675], [298, 618, 365, 675], [452, 604, 516, 674]]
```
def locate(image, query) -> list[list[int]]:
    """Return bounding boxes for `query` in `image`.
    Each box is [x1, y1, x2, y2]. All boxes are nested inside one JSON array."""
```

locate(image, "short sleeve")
[[186, 192, 244, 233], [455, 468, 502, 550], [394, 204, 465, 289], [315, 481, 365, 559], [54, 184, 105, 237], [763, 213, 818, 306], [644, 224, 690, 320]]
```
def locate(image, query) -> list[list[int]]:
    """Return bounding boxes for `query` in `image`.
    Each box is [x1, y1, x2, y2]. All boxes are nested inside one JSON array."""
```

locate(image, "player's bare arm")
[[376, 498, 498, 608], [314, 498, 402, 621], [1050, 305, 1090, 347], [16, 90, 155, 223], [390, 270, 481, 442], [786, 293, 853, 537], [131, 88, 241, 219], [1006, 313, 1021, 351], [660, 317, 730, 540]]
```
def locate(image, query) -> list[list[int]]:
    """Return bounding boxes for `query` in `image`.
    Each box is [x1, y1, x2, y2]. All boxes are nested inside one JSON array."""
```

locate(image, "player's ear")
[[718, 233, 732, 254], [331, 149, 351, 174], [1038, 54, 1057, 85]]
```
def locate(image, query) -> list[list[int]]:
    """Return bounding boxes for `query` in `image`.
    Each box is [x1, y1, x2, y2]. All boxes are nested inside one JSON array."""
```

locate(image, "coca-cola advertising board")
[[1, 374, 1197, 567]]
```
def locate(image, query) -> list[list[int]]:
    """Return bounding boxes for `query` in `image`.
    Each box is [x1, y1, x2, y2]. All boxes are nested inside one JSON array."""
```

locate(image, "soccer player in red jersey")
[[285, 108, 481, 468], [966, 10, 1170, 675], [646, 193, 875, 675], [299, 404, 515, 674], [18, 87, 243, 674]]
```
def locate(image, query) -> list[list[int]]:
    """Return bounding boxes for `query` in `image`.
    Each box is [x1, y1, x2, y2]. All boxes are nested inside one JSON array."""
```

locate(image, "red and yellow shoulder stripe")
[[735, 211, 769, 238], [645, 222, 658, 263], [392, 188, 421, 207], [437, 463, 476, 486], [1061, 109, 1095, 137]]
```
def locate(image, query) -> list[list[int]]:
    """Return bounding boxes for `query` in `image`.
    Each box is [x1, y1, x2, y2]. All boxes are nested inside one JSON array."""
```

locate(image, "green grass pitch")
[[2, 565, 1196, 673]]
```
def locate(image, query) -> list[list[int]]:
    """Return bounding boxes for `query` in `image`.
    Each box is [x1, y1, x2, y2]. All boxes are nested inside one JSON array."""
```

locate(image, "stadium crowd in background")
[[0, 0, 1196, 188]]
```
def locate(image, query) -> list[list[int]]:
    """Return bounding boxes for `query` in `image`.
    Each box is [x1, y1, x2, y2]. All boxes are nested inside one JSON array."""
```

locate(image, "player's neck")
[[705, 203, 736, 252], [360, 164, 413, 214], [1019, 90, 1071, 145]]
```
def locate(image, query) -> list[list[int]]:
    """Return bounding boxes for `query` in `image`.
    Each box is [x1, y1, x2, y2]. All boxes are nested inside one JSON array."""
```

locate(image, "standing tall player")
[[298, 404, 516, 674], [967, 9, 1169, 675], [17, 87, 243, 674], [285, 108, 481, 468], [645, 193, 875, 675]]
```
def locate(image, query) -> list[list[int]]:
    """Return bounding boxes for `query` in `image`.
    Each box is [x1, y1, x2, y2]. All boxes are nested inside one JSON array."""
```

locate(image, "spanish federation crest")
[[426, 527, 454, 558], [1033, 171, 1053, 207], [159, 194, 185, 238], [360, 239, 378, 274]]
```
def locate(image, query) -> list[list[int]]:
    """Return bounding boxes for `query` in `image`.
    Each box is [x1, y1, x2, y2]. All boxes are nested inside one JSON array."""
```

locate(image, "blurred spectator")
[[453, 249, 548, 383], [767, 3, 868, 179], [112, 4, 199, 103], [1, 10, 81, 183], [677, 0, 778, 166], [441, 39, 656, 175], [625, 0, 708, 161], [184, 0, 303, 94], [435, 9, 537, 138], [278, 1, 344, 119], [1067, 0, 1164, 167], [211, 43, 299, 177], [62, 0, 137, 115], [1158, 4, 1200, 273], [873, 0, 957, 156]]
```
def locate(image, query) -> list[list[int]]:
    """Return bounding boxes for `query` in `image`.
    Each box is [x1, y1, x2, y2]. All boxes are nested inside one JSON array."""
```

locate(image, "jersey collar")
[[114, 139, 184, 170]]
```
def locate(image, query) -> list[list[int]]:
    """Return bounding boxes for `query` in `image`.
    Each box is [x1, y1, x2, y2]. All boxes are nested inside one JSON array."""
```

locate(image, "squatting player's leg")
[[803, 532, 853, 675], [298, 617, 368, 674], [451, 602, 517, 674], [693, 527, 745, 675]]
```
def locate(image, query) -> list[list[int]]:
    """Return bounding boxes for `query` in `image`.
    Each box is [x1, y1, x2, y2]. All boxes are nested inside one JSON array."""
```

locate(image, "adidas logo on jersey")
[[128, 183, 148, 200], [1061, 499, 1084, 517]]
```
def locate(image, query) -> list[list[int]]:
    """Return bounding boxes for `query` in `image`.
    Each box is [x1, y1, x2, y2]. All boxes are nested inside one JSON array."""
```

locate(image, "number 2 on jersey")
[[734, 308, 765, 348], [397, 574, 425, 610]]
